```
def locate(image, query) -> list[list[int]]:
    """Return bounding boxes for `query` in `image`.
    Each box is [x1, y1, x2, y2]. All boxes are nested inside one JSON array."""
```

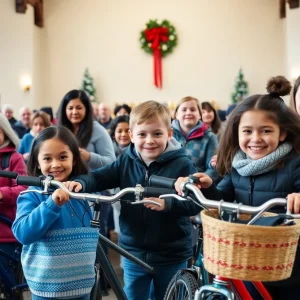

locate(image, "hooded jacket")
[[0, 113, 27, 242], [172, 119, 219, 180], [74, 138, 200, 264]]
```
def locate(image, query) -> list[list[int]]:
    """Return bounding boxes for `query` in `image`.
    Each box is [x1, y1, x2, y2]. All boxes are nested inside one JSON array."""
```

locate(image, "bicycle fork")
[[194, 276, 235, 300]]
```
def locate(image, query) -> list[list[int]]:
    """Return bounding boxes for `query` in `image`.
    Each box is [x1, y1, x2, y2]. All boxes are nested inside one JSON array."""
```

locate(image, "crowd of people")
[[0, 74, 300, 299]]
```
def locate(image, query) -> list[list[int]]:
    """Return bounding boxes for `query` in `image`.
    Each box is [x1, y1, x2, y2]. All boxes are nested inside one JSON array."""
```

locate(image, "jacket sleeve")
[[204, 133, 219, 180], [0, 152, 27, 206], [163, 159, 201, 216], [88, 122, 116, 169], [74, 158, 121, 192], [216, 173, 236, 202], [12, 190, 61, 245]]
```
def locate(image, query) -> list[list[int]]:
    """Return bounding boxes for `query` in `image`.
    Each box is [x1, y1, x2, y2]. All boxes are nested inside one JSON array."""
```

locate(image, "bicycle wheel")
[[164, 271, 199, 300]]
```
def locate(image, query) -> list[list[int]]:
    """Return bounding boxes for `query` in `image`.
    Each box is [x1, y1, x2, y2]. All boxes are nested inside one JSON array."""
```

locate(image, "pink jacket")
[[0, 145, 27, 242]]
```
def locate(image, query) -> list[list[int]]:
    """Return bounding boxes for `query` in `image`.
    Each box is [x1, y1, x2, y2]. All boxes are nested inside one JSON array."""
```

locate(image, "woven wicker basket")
[[201, 209, 300, 281]]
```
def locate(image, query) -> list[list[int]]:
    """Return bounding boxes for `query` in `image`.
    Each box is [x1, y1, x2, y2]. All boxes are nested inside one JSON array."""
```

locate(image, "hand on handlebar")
[[52, 189, 70, 207], [143, 197, 165, 211], [175, 173, 213, 196], [287, 193, 300, 214], [63, 181, 83, 193]]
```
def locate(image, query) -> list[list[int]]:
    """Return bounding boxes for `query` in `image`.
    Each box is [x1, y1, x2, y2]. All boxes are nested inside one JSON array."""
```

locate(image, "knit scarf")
[[232, 143, 293, 176]]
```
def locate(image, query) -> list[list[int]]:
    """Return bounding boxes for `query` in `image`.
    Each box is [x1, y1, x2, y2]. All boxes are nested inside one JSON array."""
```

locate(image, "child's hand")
[[287, 193, 300, 214], [79, 148, 91, 162], [175, 173, 213, 196], [210, 155, 218, 168], [143, 198, 165, 211], [63, 181, 83, 193], [52, 189, 70, 206]]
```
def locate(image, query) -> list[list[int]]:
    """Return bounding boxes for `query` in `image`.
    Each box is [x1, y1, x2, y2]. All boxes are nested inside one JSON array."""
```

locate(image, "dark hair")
[[216, 75, 300, 176], [290, 76, 300, 114], [109, 115, 130, 139], [56, 90, 93, 148], [27, 126, 88, 178], [114, 104, 131, 116], [201, 102, 221, 134], [40, 106, 54, 121]]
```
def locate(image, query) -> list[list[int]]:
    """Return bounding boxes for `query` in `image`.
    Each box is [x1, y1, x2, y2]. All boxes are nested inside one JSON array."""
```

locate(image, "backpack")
[[1, 152, 12, 170]]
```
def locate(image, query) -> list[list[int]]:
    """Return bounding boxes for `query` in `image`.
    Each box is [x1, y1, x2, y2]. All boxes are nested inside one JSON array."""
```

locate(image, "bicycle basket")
[[201, 209, 300, 281]]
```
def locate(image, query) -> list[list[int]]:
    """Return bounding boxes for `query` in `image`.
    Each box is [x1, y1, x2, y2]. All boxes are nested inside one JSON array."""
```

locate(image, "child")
[[201, 101, 222, 136], [172, 96, 219, 180], [18, 111, 51, 161], [65, 100, 200, 300], [0, 113, 27, 272], [176, 76, 300, 300], [12, 126, 98, 300]]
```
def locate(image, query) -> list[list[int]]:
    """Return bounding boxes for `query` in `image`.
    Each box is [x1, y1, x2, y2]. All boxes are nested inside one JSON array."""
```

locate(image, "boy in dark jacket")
[[66, 100, 200, 300]]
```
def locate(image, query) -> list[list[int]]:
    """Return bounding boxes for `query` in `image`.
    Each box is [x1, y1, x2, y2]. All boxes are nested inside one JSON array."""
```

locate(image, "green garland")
[[139, 19, 178, 57]]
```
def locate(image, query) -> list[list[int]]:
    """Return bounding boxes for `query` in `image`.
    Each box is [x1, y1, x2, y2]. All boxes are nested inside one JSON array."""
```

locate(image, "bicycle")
[[148, 175, 300, 300], [0, 170, 174, 300], [0, 214, 31, 300]]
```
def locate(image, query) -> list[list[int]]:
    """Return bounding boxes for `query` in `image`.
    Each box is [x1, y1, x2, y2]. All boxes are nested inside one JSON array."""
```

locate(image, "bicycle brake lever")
[[131, 200, 161, 207], [159, 194, 187, 201]]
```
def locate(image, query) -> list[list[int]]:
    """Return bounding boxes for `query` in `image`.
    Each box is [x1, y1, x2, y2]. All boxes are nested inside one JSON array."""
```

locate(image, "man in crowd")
[[98, 103, 113, 129], [12, 107, 31, 138]]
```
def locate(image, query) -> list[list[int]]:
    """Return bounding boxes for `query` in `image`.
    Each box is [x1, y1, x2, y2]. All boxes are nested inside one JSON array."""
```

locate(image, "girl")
[[56, 90, 115, 170], [176, 76, 300, 300], [172, 96, 219, 180], [289, 75, 300, 115], [110, 115, 131, 157], [12, 126, 98, 300], [0, 113, 27, 272], [18, 111, 51, 161], [201, 101, 222, 136]]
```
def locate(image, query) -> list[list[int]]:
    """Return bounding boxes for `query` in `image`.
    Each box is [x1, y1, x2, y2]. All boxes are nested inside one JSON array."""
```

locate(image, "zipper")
[[249, 176, 255, 206]]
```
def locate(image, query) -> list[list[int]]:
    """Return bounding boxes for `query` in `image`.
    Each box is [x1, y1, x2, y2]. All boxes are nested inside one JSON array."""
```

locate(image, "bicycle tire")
[[164, 271, 199, 300]]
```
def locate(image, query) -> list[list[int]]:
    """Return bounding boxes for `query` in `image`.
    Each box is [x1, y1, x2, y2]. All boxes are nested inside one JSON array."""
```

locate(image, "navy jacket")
[[74, 142, 200, 264], [12, 121, 30, 139], [207, 152, 300, 287]]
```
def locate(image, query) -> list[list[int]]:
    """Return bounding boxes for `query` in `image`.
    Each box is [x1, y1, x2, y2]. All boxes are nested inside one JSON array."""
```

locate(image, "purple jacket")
[[0, 145, 27, 242]]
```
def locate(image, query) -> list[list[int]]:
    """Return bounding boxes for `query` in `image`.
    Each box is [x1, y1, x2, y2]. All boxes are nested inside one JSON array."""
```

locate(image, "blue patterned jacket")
[[172, 119, 219, 180]]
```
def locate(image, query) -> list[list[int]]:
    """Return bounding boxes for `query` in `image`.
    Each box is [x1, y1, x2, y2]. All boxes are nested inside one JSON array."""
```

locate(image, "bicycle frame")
[[0, 215, 29, 300]]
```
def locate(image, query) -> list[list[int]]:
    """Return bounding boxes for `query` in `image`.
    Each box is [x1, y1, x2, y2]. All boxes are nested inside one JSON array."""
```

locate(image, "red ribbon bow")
[[145, 27, 168, 89]]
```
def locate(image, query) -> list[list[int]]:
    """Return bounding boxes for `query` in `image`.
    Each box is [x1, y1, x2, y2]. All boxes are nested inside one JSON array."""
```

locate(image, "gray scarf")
[[232, 143, 293, 176]]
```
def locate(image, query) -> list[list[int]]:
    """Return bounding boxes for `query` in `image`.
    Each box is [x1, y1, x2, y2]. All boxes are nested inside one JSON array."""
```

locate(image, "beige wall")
[[2, 0, 298, 114]]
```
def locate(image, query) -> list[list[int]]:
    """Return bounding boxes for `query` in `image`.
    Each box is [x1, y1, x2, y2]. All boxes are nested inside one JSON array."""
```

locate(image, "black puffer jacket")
[[207, 152, 300, 287]]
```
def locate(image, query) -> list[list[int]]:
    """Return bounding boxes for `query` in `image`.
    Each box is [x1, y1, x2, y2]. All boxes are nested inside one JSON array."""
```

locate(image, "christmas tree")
[[81, 68, 97, 102], [231, 69, 248, 103]]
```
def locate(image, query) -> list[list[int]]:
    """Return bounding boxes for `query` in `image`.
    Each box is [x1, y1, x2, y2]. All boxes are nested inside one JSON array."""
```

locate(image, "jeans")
[[123, 257, 188, 300], [31, 294, 90, 300]]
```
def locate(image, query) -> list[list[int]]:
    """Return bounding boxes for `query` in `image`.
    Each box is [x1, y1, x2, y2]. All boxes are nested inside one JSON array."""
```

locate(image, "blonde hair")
[[129, 100, 171, 130], [174, 96, 202, 119], [30, 111, 51, 128]]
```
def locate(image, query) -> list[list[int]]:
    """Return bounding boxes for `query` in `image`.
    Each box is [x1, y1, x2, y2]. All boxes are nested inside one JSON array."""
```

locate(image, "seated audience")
[[2, 104, 17, 126], [12, 107, 32, 139]]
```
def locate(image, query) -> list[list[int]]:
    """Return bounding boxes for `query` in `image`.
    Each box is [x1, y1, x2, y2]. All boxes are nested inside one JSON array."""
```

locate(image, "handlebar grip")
[[148, 175, 176, 189], [17, 176, 43, 187], [143, 187, 176, 198], [0, 170, 18, 179]]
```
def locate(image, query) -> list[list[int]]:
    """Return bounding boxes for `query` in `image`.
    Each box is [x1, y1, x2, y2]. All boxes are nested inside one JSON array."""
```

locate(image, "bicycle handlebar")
[[149, 175, 300, 219]]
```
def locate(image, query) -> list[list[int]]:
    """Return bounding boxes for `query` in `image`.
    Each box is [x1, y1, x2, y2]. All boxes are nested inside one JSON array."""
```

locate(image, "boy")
[[66, 100, 200, 300]]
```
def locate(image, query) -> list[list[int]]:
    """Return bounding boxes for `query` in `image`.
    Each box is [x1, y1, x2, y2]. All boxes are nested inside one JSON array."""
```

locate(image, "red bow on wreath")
[[145, 27, 168, 89]]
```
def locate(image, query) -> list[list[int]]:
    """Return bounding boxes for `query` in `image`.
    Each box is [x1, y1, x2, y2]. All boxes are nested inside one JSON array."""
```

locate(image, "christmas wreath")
[[139, 19, 178, 57]]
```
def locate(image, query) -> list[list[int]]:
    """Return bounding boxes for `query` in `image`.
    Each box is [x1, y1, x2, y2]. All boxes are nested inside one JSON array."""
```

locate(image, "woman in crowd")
[[56, 90, 115, 170], [201, 101, 222, 136]]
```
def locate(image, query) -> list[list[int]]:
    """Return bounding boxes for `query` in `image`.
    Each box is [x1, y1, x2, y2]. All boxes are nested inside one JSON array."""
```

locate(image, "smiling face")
[[129, 117, 172, 163], [66, 98, 86, 126], [31, 117, 46, 136], [238, 110, 287, 160], [38, 138, 74, 182], [202, 108, 215, 126], [115, 122, 130, 147], [176, 100, 201, 132]]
